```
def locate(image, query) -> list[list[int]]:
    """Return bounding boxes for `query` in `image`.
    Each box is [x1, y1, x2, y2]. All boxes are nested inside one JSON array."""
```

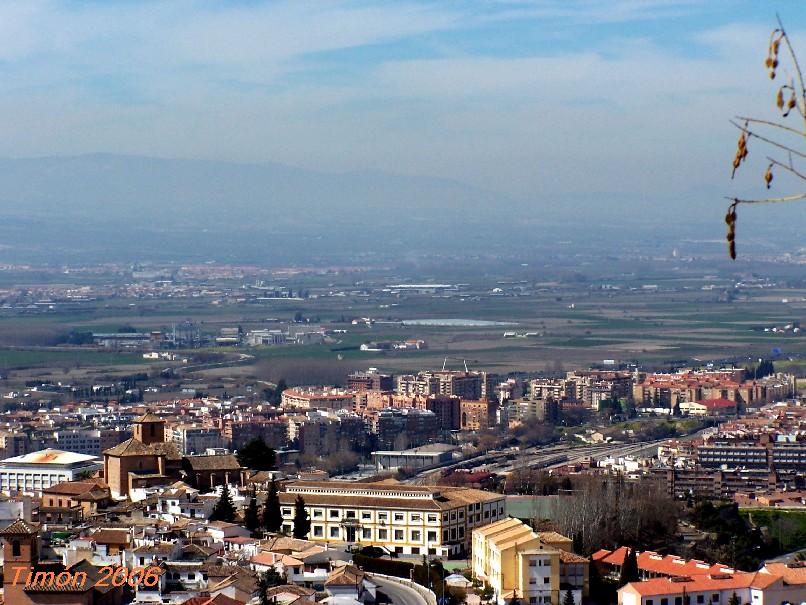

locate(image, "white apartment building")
[[54, 428, 101, 456], [171, 424, 224, 455], [278, 479, 505, 557]]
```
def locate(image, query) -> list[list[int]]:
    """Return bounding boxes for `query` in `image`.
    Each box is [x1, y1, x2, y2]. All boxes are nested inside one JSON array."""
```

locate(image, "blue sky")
[[0, 0, 803, 201]]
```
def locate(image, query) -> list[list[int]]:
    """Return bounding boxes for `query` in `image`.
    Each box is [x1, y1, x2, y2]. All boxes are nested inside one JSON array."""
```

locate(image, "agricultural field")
[[1, 255, 806, 386]]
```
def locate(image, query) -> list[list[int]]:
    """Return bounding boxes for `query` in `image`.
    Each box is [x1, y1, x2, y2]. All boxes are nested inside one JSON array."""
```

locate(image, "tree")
[[618, 548, 640, 586], [563, 589, 575, 605], [726, 17, 806, 258], [258, 568, 287, 605], [269, 378, 287, 406], [237, 437, 277, 471], [263, 478, 283, 533], [210, 483, 236, 522], [292, 494, 310, 539], [244, 487, 260, 533], [727, 593, 740, 605]]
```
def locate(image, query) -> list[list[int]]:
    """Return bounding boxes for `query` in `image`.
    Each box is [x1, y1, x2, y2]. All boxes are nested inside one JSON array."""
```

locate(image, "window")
[[362, 528, 372, 540], [697, 597, 704, 604], [394, 530, 404, 540], [529, 578, 537, 585], [646, 601, 653, 605], [329, 510, 340, 519], [543, 577, 549, 584], [711, 596, 719, 603], [411, 514, 421, 522], [282, 508, 292, 516], [330, 527, 340, 538], [412, 530, 421, 541], [427, 514, 437, 523], [11, 540, 20, 557], [394, 513, 404, 522], [313, 526, 324, 537], [529, 560, 537, 567], [427, 531, 437, 542], [378, 529, 388, 540], [378, 513, 388, 520], [313, 509, 324, 519], [530, 598, 537, 604], [346, 511, 356, 519], [362, 512, 371, 520], [661, 599, 669, 605]]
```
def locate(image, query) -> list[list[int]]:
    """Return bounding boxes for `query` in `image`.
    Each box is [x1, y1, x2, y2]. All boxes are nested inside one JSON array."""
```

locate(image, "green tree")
[[563, 589, 575, 605], [263, 478, 283, 532], [244, 487, 260, 533], [727, 593, 740, 605], [269, 379, 287, 405], [210, 483, 236, 522], [237, 437, 277, 471], [292, 494, 310, 539], [618, 548, 640, 586], [258, 567, 287, 605]]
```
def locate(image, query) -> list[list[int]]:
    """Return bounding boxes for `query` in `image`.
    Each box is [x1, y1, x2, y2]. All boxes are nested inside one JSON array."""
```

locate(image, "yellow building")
[[278, 479, 505, 557], [472, 518, 588, 605]]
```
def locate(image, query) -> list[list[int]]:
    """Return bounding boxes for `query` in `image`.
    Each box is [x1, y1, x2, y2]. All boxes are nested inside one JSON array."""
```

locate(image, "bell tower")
[[133, 412, 165, 445], [0, 519, 39, 605]]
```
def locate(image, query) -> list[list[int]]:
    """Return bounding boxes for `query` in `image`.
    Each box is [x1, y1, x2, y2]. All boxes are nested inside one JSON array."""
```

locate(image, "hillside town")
[[0, 363, 803, 605]]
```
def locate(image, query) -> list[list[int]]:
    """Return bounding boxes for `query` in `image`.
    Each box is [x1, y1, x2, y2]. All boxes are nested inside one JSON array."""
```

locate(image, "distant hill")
[[0, 154, 517, 263], [0, 154, 796, 263]]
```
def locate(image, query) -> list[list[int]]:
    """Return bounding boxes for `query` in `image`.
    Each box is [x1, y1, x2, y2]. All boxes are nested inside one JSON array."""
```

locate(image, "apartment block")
[[473, 517, 588, 605], [278, 479, 505, 557]]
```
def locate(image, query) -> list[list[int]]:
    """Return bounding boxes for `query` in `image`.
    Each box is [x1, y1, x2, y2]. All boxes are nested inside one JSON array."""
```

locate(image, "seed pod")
[[770, 70, 776, 80], [765, 57, 773, 68], [777, 88, 785, 109], [725, 205, 737, 260], [772, 59, 779, 69], [765, 164, 774, 188]]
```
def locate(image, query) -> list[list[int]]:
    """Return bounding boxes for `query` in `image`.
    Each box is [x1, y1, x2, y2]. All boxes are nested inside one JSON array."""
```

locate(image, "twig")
[[724, 193, 806, 205], [777, 14, 806, 131], [731, 120, 806, 159], [766, 156, 806, 181], [734, 116, 805, 138]]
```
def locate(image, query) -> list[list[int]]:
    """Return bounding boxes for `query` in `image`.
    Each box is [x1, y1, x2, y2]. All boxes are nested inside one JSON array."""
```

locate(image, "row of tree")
[[211, 478, 313, 540]]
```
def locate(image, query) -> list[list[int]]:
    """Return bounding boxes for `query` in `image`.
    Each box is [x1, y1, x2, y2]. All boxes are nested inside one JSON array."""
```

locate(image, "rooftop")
[[1, 448, 99, 466]]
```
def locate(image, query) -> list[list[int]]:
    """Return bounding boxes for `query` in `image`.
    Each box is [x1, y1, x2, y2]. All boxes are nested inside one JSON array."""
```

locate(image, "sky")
[[0, 0, 804, 203]]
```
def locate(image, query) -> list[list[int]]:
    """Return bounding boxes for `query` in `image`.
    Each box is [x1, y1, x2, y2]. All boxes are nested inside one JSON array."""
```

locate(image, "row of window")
[[307, 525, 448, 543], [283, 508, 443, 524], [645, 594, 721, 605]]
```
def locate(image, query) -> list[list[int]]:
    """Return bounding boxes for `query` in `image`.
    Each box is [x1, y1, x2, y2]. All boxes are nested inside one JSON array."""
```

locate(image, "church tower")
[[132, 412, 165, 445], [0, 519, 40, 605]]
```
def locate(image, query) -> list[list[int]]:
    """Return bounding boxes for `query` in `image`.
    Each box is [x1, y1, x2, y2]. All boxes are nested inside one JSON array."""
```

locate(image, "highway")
[[372, 575, 430, 605]]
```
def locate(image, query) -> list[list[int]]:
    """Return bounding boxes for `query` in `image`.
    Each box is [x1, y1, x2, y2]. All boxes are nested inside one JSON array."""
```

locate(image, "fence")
[[368, 572, 438, 605]]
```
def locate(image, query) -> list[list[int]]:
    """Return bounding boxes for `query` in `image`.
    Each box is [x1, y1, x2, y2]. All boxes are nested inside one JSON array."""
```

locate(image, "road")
[[371, 576, 430, 605]]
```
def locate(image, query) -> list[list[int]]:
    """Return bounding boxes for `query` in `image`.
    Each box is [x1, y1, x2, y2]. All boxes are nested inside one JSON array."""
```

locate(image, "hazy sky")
[[0, 1, 803, 201]]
